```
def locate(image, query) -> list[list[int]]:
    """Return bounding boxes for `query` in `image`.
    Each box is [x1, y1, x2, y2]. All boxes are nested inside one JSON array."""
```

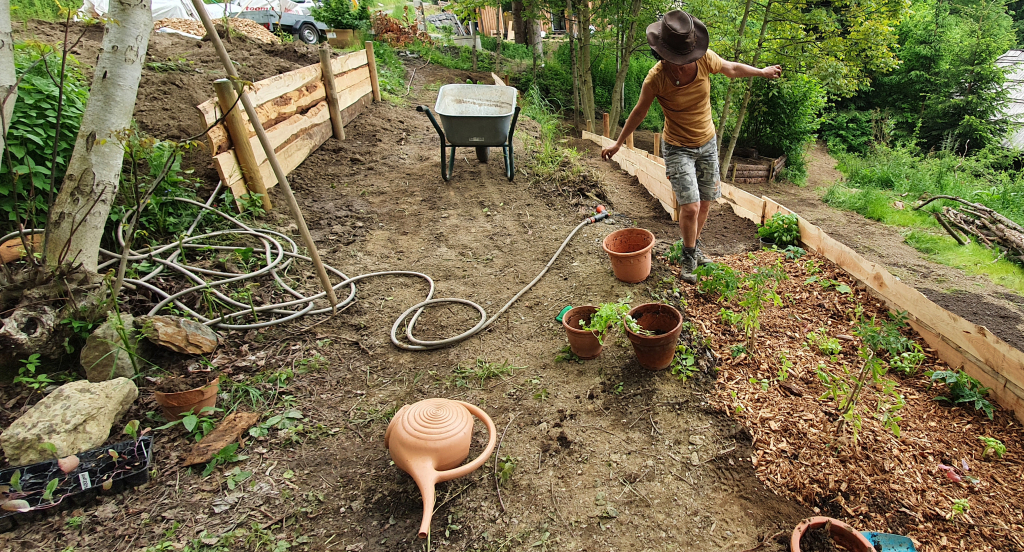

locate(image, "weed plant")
[[926, 369, 995, 419], [450, 358, 521, 388], [1, 43, 89, 230], [978, 436, 1006, 458]]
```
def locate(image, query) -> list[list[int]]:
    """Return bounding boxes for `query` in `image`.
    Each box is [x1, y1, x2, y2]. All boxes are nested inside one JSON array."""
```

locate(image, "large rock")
[[136, 315, 219, 355], [1, 378, 138, 465], [80, 312, 140, 382]]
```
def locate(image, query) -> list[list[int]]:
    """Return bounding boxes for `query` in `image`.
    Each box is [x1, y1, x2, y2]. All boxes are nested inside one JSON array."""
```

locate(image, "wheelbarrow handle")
[[417, 105, 445, 142]]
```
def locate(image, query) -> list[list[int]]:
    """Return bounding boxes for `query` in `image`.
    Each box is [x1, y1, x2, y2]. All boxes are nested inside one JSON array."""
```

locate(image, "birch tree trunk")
[[45, 0, 153, 272], [567, 0, 580, 126], [0, 0, 17, 145], [607, 0, 641, 137], [579, 1, 596, 130], [716, 0, 755, 151], [720, 1, 771, 181]]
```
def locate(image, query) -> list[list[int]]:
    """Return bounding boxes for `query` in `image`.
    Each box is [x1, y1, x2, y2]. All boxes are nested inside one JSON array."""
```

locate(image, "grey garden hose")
[[3, 188, 600, 351]]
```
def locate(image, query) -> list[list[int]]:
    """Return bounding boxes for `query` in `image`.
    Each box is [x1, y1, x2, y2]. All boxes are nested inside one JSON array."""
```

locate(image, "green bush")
[[480, 37, 532, 61], [312, 0, 369, 30], [1, 43, 89, 231], [819, 110, 875, 155], [11, 0, 78, 21], [737, 75, 826, 182]]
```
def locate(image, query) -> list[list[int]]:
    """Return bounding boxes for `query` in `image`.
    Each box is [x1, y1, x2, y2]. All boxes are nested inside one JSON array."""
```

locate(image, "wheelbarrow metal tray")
[[434, 84, 518, 146]]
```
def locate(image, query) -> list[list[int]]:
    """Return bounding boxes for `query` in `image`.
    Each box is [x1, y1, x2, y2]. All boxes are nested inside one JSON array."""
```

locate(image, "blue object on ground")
[[862, 531, 916, 551]]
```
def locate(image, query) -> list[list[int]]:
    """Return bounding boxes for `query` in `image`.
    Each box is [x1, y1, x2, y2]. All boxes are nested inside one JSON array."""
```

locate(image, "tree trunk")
[[45, 0, 153, 272], [716, 0, 755, 151], [567, 0, 580, 126], [720, 1, 771, 181], [512, 1, 527, 44], [579, 1, 595, 130], [0, 0, 16, 145], [608, 0, 641, 137], [471, 15, 478, 71], [530, 19, 543, 57], [495, 6, 503, 74]]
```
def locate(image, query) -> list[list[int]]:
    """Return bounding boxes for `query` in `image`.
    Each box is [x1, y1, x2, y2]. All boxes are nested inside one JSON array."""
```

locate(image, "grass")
[[826, 144, 1024, 295], [11, 0, 79, 21], [904, 231, 1024, 294]]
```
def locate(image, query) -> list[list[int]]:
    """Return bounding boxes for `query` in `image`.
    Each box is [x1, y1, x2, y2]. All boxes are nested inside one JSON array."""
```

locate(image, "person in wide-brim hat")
[[601, 9, 782, 284]]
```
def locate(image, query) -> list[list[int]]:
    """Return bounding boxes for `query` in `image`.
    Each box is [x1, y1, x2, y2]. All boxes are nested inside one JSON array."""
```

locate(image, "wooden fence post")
[[365, 41, 381, 102], [653, 132, 661, 157], [602, 113, 610, 138], [213, 78, 271, 211], [586, 119, 593, 133], [624, 133, 633, 149], [318, 45, 346, 140]]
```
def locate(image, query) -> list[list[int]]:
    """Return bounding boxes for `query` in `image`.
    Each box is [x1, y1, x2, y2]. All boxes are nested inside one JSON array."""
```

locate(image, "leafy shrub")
[[757, 213, 800, 246], [1, 43, 89, 231], [926, 369, 995, 419], [312, 0, 369, 30], [819, 109, 876, 155], [480, 37, 532, 61], [736, 75, 826, 182], [693, 262, 741, 301]]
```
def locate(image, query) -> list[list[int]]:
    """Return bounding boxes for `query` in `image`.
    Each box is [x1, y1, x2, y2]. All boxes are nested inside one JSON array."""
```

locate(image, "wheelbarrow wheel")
[[475, 147, 489, 163]]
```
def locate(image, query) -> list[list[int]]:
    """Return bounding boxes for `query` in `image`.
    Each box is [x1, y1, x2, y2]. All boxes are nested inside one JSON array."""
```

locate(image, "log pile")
[[917, 195, 1024, 263]]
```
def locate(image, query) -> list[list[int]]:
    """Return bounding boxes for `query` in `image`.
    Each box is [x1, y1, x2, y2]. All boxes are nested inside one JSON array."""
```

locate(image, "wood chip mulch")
[[679, 249, 1024, 552]]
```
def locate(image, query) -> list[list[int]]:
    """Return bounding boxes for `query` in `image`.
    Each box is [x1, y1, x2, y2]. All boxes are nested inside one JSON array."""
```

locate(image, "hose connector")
[[585, 205, 609, 224]]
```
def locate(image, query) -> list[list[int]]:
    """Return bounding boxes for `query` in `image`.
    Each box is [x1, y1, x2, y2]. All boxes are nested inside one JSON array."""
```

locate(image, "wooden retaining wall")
[[195, 47, 379, 208], [584, 132, 1024, 424]]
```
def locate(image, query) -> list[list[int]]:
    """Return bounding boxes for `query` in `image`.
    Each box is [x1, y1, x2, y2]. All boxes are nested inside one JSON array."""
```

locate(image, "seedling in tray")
[[0, 435, 153, 529]]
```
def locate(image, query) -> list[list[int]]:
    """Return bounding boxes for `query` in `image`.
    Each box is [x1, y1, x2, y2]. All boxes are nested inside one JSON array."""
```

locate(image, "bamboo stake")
[[318, 45, 346, 140], [213, 79, 272, 211], [365, 41, 381, 102], [190, 0, 339, 308]]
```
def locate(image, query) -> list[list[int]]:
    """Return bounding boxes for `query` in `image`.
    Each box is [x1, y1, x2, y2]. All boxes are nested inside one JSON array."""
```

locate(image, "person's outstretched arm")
[[720, 60, 782, 79], [601, 82, 657, 160]]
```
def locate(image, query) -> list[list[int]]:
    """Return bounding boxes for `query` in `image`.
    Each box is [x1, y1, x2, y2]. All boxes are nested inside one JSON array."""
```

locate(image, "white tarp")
[[81, 0, 201, 19]]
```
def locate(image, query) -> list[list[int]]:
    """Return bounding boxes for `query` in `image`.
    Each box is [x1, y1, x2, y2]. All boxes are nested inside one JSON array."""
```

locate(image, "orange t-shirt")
[[643, 50, 724, 148]]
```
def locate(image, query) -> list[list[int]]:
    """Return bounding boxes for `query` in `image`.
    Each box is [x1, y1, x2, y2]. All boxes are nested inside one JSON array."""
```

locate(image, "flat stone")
[[690, 452, 700, 466], [137, 315, 218, 355], [1, 378, 138, 465], [81, 312, 139, 382], [689, 434, 705, 446]]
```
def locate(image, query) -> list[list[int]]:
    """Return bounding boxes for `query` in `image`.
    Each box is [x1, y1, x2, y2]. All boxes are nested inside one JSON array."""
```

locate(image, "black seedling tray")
[[0, 436, 153, 531]]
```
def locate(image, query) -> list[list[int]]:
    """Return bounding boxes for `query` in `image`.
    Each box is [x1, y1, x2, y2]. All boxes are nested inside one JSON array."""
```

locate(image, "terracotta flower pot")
[[790, 517, 876, 552], [602, 228, 655, 283], [154, 380, 219, 420], [562, 306, 602, 360], [625, 303, 682, 370]]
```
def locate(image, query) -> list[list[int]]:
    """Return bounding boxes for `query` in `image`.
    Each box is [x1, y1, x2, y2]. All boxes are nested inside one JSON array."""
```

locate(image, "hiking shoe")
[[679, 247, 698, 284], [694, 239, 714, 266]]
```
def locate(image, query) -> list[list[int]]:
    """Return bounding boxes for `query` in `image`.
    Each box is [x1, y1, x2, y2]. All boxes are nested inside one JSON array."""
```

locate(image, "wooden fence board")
[[721, 182, 765, 223], [330, 49, 369, 75]]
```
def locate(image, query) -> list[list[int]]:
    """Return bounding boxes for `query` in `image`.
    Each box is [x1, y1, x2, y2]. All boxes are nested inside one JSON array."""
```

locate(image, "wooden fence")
[[583, 131, 1024, 424], [195, 45, 380, 208]]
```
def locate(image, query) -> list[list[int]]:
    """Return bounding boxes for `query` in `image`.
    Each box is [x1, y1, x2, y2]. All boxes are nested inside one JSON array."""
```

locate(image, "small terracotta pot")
[[153, 380, 219, 420], [790, 516, 876, 552], [625, 303, 682, 370], [562, 306, 602, 360], [602, 228, 655, 283]]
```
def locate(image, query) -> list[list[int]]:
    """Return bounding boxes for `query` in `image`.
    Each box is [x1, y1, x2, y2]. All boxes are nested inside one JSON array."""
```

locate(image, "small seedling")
[[225, 467, 253, 490], [13, 354, 53, 395], [533, 388, 549, 401], [730, 344, 747, 358], [669, 344, 698, 381], [66, 516, 84, 529], [777, 352, 793, 381], [748, 377, 771, 391], [450, 359, 521, 388], [612, 382, 624, 395], [948, 498, 969, 520], [554, 345, 584, 364], [978, 436, 1006, 459], [781, 245, 806, 259], [496, 455, 517, 486], [720, 308, 741, 325], [693, 263, 741, 301], [202, 443, 248, 478], [806, 328, 842, 357], [926, 369, 995, 419], [890, 350, 925, 375], [156, 406, 222, 442]]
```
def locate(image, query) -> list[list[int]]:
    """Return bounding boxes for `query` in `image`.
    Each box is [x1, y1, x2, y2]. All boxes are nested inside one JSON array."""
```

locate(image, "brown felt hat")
[[646, 10, 709, 66]]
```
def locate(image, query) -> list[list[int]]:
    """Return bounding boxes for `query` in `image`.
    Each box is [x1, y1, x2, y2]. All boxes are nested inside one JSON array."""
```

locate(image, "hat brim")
[[646, 17, 710, 66]]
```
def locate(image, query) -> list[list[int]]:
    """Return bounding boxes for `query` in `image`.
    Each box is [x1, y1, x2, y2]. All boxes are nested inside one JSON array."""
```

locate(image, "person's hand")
[[762, 65, 782, 79], [601, 143, 621, 160]]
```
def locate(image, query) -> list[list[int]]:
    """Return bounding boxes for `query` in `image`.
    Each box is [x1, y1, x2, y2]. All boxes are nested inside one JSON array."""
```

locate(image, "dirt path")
[[729, 143, 1024, 353]]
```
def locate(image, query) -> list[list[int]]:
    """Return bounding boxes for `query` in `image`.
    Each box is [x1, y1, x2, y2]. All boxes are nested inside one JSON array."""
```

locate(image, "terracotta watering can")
[[385, 398, 496, 538]]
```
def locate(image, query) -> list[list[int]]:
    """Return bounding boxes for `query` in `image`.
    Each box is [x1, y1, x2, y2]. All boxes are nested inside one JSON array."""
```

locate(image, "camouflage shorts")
[[663, 138, 721, 205]]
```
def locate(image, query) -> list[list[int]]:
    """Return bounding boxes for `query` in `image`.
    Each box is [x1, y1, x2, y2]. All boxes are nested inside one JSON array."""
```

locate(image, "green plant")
[[978, 436, 1006, 459], [311, 0, 370, 30], [156, 406, 222, 442], [730, 344, 747, 357], [224, 467, 253, 490], [666, 239, 687, 265], [669, 344, 698, 381], [926, 370, 995, 419], [719, 308, 741, 325], [693, 263, 741, 301], [777, 352, 793, 381], [66, 516, 84, 528], [202, 443, 248, 478], [580, 299, 631, 345], [554, 345, 584, 364], [948, 498, 969, 520], [249, 409, 305, 438], [890, 350, 926, 375], [781, 245, 806, 259], [612, 381, 624, 395], [533, 388, 549, 401], [757, 213, 801, 246], [1, 42, 89, 229], [806, 328, 842, 357], [805, 275, 852, 294], [749, 377, 771, 391], [496, 456, 517, 486], [450, 359, 521, 388], [737, 266, 787, 350], [13, 353, 53, 394]]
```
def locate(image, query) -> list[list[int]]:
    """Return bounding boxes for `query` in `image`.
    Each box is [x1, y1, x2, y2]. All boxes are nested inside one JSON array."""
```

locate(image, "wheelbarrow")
[[417, 84, 521, 182]]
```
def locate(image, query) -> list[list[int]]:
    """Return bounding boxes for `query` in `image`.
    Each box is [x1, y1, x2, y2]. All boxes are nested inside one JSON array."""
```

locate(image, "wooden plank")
[[733, 177, 769, 185], [762, 196, 793, 220], [659, 199, 678, 221], [214, 79, 271, 210], [363, 43, 381, 102], [219, 119, 333, 194], [335, 75, 372, 111], [721, 182, 765, 223], [653, 132, 661, 157], [734, 169, 770, 176], [492, 72, 505, 86], [330, 48, 369, 76]]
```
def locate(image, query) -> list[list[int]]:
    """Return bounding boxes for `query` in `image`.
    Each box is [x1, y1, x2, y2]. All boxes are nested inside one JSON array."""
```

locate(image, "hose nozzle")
[[585, 205, 609, 224]]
